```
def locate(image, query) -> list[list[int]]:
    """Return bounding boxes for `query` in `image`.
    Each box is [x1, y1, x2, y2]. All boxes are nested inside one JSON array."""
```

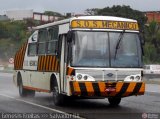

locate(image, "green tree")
[[0, 22, 9, 39], [145, 21, 160, 53], [143, 43, 158, 63], [85, 8, 100, 15], [0, 21, 30, 61], [44, 11, 63, 17]]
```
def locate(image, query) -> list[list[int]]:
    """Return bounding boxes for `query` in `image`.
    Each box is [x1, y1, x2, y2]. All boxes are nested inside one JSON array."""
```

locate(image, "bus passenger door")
[[23, 31, 38, 87], [59, 35, 67, 93]]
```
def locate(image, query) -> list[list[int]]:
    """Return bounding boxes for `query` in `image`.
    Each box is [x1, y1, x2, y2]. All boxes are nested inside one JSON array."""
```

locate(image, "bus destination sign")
[[71, 20, 139, 30]]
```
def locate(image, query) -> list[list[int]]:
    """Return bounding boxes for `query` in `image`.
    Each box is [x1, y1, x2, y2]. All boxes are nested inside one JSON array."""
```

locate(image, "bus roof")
[[71, 16, 137, 22], [33, 16, 138, 30]]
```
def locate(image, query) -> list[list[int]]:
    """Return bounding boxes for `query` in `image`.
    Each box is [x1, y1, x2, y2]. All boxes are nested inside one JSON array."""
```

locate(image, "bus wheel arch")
[[50, 74, 59, 91]]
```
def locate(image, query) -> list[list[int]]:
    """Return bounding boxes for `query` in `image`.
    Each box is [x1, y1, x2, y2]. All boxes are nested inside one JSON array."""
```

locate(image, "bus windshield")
[[71, 31, 142, 68]]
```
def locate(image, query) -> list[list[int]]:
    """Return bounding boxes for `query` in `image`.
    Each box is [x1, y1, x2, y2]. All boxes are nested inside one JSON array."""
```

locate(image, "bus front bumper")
[[70, 81, 145, 97]]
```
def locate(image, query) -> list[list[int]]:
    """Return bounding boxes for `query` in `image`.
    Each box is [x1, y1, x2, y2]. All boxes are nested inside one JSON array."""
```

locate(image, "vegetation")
[[144, 21, 160, 63], [0, 21, 31, 63], [44, 11, 63, 17]]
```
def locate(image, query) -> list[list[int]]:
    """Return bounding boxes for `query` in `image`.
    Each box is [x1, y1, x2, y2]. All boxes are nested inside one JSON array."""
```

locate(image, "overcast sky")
[[0, 0, 160, 15]]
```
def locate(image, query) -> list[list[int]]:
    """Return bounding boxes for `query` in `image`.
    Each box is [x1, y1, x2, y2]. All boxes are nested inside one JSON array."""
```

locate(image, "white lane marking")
[[0, 94, 85, 119], [0, 73, 13, 77]]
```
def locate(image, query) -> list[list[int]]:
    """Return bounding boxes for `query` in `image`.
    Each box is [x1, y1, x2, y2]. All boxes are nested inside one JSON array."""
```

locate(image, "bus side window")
[[37, 29, 48, 55], [28, 43, 37, 56], [47, 26, 59, 55]]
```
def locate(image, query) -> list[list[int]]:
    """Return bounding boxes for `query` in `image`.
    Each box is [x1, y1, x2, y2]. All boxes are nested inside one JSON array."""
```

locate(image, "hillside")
[[0, 20, 32, 64]]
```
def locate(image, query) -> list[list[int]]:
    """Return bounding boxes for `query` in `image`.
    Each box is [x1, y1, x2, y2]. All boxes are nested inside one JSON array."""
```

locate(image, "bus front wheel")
[[108, 97, 121, 106], [52, 85, 65, 106]]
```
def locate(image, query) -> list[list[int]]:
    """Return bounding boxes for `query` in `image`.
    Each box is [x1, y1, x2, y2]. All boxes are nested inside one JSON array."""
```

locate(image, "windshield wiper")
[[114, 30, 125, 60]]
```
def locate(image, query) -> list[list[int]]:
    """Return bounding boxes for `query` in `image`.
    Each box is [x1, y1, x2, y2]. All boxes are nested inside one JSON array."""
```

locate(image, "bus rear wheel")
[[19, 78, 28, 97], [18, 74, 35, 97], [108, 97, 121, 106]]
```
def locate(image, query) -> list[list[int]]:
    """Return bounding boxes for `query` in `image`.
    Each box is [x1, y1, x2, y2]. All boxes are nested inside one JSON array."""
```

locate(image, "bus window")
[[47, 27, 58, 54], [28, 43, 37, 56], [38, 29, 48, 55]]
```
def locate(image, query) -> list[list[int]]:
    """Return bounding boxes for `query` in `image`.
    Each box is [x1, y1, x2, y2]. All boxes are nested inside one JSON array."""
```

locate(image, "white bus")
[[13, 16, 145, 106]]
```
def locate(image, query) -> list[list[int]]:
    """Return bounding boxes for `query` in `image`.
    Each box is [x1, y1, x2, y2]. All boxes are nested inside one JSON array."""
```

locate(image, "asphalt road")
[[0, 73, 160, 119]]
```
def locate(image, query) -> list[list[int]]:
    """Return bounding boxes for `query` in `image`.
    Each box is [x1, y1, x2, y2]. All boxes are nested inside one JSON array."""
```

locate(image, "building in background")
[[5, 10, 61, 22], [0, 15, 9, 21], [6, 10, 33, 20], [144, 11, 160, 24], [33, 12, 60, 22]]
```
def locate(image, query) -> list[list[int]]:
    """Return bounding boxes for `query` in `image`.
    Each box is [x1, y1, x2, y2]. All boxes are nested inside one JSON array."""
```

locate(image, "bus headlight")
[[77, 74, 82, 80], [76, 73, 95, 81], [135, 76, 141, 81], [130, 76, 134, 80], [83, 75, 88, 80], [124, 74, 141, 82]]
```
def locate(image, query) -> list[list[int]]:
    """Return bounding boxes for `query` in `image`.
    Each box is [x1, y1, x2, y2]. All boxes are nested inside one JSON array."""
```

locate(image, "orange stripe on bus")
[[41, 56, 44, 71], [43, 56, 47, 71], [138, 82, 145, 95], [17, 53, 20, 69], [85, 82, 94, 96], [44, 56, 47, 71], [46, 56, 50, 71], [68, 67, 74, 75], [98, 82, 106, 96], [41, 56, 45, 71], [46, 56, 49, 71], [73, 82, 81, 95], [123, 82, 136, 97], [23, 86, 50, 93], [52, 56, 56, 71], [113, 82, 123, 96], [49, 56, 53, 71], [55, 59, 58, 72]]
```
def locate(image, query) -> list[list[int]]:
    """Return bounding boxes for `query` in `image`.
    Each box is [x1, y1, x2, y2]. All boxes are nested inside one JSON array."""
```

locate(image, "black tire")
[[18, 74, 35, 97], [18, 76, 28, 97], [108, 97, 121, 106], [52, 85, 65, 106]]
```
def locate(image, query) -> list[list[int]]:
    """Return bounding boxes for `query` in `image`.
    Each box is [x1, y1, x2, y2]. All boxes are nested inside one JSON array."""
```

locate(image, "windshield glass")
[[72, 31, 109, 67], [71, 31, 142, 68], [110, 32, 141, 67]]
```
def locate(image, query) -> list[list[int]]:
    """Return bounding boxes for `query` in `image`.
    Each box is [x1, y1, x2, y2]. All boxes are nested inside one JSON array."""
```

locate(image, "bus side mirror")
[[139, 33, 145, 46], [67, 31, 73, 43], [139, 33, 145, 55]]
